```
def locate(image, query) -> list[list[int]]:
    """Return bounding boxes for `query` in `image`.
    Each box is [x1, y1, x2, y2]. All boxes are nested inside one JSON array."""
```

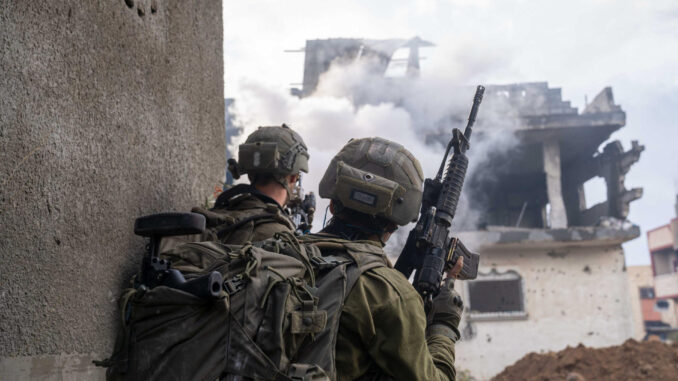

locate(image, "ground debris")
[[492, 339, 678, 381]]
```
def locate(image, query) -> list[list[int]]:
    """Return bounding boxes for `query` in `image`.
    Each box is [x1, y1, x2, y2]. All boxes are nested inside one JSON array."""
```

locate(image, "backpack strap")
[[291, 235, 391, 378], [214, 212, 277, 239], [212, 183, 251, 208], [310, 255, 353, 272], [302, 235, 390, 275], [341, 245, 390, 303], [192, 199, 295, 244]]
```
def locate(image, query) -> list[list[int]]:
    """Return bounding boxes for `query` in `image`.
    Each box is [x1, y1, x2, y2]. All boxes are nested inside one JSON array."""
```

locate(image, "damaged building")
[[454, 83, 643, 380], [628, 203, 678, 342], [289, 36, 434, 97], [292, 38, 644, 379]]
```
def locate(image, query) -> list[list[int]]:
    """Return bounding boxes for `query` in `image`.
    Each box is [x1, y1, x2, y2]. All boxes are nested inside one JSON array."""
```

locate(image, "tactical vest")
[[99, 232, 388, 381]]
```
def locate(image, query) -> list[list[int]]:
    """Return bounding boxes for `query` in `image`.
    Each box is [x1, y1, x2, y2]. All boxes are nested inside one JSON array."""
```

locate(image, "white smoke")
[[229, 48, 523, 257]]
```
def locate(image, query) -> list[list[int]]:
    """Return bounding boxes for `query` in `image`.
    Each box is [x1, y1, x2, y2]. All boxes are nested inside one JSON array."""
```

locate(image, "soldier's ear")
[[329, 200, 336, 215], [287, 174, 299, 185], [385, 222, 398, 233]]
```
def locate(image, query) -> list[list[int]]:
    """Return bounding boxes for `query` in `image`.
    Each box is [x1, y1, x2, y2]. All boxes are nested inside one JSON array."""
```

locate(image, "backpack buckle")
[[310, 256, 334, 271], [310, 255, 350, 271], [223, 275, 247, 295]]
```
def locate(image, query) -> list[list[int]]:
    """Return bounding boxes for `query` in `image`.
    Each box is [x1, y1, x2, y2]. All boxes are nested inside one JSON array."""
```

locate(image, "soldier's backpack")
[[98, 213, 388, 381], [195, 184, 296, 245], [158, 185, 296, 253]]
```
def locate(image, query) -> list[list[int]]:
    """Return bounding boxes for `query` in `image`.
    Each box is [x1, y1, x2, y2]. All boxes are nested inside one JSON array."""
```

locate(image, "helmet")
[[230, 124, 309, 178], [319, 137, 424, 226]]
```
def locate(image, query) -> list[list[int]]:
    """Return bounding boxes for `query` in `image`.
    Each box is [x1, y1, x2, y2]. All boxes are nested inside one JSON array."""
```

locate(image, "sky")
[[222, 0, 678, 265]]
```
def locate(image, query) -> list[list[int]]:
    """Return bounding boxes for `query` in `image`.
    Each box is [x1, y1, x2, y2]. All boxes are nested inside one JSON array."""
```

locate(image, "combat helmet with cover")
[[319, 137, 424, 226], [229, 124, 309, 195]]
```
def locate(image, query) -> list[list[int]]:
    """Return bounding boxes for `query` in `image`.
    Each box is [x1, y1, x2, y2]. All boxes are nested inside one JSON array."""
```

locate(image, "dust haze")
[[228, 47, 523, 257]]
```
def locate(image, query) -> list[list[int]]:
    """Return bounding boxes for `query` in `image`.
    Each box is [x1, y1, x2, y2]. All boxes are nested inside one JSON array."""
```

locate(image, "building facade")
[[451, 84, 643, 379], [644, 206, 678, 340], [455, 228, 637, 379]]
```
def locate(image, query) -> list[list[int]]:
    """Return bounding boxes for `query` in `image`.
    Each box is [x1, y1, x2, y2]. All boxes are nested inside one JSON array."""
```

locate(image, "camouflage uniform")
[[311, 137, 460, 381]]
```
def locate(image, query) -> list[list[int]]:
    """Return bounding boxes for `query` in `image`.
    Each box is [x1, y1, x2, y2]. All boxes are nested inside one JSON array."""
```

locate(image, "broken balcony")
[[457, 83, 643, 249]]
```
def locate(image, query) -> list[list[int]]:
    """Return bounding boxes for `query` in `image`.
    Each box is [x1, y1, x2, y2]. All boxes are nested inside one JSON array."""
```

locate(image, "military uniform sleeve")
[[335, 267, 456, 381]]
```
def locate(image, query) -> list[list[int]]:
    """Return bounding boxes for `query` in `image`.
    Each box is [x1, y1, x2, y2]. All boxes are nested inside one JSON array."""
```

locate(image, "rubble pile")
[[492, 339, 678, 381]]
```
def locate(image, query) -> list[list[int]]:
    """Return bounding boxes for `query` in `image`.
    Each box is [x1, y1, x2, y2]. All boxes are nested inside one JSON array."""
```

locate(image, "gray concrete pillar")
[[543, 140, 568, 228], [0, 0, 224, 378]]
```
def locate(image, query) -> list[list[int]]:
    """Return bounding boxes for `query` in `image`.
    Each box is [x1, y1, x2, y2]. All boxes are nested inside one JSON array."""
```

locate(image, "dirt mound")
[[492, 339, 678, 381]]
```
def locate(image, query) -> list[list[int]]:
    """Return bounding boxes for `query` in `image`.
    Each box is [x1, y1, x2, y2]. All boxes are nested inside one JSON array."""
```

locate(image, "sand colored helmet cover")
[[236, 124, 309, 176], [319, 137, 424, 225]]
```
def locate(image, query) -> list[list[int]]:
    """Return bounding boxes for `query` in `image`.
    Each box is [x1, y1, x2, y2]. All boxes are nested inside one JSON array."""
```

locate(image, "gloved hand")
[[426, 278, 463, 342]]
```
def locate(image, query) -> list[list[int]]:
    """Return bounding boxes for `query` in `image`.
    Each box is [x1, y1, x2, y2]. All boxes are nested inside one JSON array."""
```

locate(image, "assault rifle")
[[285, 178, 316, 235], [394, 85, 484, 300]]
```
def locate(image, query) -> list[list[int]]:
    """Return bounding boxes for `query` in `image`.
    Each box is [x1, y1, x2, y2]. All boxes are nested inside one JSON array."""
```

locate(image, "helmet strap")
[[274, 174, 293, 205]]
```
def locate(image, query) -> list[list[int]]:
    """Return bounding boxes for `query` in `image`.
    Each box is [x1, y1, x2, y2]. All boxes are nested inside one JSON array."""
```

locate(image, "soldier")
[[302, 137, 463, 381], [192, 124, 310, 245]]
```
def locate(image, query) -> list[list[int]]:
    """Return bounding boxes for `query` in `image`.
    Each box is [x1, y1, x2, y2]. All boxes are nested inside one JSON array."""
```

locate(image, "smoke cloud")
[[229, 49, 522, 257]]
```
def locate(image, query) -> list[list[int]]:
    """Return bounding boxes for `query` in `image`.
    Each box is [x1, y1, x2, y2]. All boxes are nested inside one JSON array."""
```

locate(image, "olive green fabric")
[[300, 233, 456, 381], [165, 239, 324, 377], [294, 234, 394, 379], [101, 236, 331, 381], [158, 191, 295, 254], [197, 191, 294, 245], [318, 137, 424, 226], [292, 238, 455, 381], [237, 124, 309, 176], [105, 209, 454, 381], [336, 266, 457, 381]]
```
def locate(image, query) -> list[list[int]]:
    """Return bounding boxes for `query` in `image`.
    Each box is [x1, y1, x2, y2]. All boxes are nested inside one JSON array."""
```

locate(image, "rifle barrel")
[[463, 85, 485, 142]]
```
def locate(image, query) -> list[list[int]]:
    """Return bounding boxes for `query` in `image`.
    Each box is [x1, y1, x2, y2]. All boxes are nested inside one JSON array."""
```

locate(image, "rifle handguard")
[[435, 151, 468, 226], [395, 85, 484, 299]]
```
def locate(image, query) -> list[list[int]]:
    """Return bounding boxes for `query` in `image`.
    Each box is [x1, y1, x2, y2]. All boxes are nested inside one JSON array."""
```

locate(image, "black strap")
[[310, 255, 352, 272], [213, 184, 251, 209], [213, 184, 285, 212]]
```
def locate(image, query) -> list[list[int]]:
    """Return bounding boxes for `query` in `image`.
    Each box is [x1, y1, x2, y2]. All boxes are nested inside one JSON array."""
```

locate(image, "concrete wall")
[[0, 1, 224, 379], [455, 244, 633, 380]]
